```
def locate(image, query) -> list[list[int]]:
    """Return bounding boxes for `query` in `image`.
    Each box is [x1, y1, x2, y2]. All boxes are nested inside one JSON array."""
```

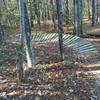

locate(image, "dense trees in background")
[[0, 0, 99, 34], [0, 0, 99, 27]]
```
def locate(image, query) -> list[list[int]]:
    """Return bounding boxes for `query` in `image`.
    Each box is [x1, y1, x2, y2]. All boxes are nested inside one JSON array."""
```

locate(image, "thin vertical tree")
[[96, 0, 99, 22], [92, 0, 96, 27], [56, 0, 64, 61], [18, 0, 36, 82], [33, 0, 41, 28], [29, 0, 34, 27], [0, 9, 4, 44], [74, 0, 83, 37], [50, 0, 56, 32], [24, 2, 36, 69], [87, 0, 91, 20], [65, 0, 69, 24], [17, 0, 25, 82]]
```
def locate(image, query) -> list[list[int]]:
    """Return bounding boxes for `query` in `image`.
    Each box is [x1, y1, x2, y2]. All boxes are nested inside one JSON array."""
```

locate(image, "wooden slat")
[[32, 32, 97, 53]]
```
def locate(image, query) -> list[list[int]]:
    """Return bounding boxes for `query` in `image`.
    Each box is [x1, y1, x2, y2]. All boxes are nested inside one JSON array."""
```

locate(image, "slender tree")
[[29, 0, 34, 27], [96, 0, 99, 22], [24, 2, 36, 69], [65, 0, 69, 24], [50, 0, 56, 32], [92, 0, 96, 27], [17, 0, 25, 82], [74, 0, 83, 37], [87, 0, 91, 20], [56, 0, 64, 61], [33, 0, 41, 28]]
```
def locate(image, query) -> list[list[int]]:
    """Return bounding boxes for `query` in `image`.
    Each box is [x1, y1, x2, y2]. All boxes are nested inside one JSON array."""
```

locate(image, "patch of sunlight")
[[76, 62, 100, 78], [7, 91, 17, 96], [76, 70, 100, 78], [90, 28, 100, 33], [86, 38, 100, 42], [68, 26, 74, 30], [0, 92, 6, 97], [87, 64, 100, 68]]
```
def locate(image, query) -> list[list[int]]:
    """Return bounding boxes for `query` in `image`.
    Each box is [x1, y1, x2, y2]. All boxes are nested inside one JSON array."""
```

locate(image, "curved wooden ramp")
[[32, 32, 97, 53]]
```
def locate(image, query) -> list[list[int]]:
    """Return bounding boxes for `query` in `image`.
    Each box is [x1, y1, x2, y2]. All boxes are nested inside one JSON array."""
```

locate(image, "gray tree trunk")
[[24, 3, 36, 69], [92, 0, 96, 27], [56, 0, 64, 61], [74, 0, 83, 37], [17, 0, 25, 82], [33, 0, 41, 28], [96, 3, 99, 22], [50, 0, 56, 32], [65, 0, 69, 24], [0, 23, 4, 44]]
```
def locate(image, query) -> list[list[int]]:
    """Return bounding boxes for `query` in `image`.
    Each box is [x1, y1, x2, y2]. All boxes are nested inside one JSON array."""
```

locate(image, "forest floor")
[[0, 19, 100, 100]]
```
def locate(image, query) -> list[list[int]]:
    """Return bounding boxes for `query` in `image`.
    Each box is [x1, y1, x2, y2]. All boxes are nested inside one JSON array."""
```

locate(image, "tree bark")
[[50, 0, 56, 32], [33, 0, 41, 28], [74, 0, 83, 37], [87, 0, 91, 20], [17, 0, 25, 82], [56, 0, 64, 61], [92, 0, 96, 27], [24, 3, 36, 69]]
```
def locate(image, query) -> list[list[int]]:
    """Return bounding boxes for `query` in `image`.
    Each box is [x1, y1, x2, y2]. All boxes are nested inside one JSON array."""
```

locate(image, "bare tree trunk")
[[87, 0, 91, 20], [74, 0, 83, 37], [65, 0, 69, 24], [96, 1, 99, 22], [56, 0, 64, 61], [92, 0, 96, 27], [29, 0, 34, 27], [0, 11, 4, 44], [50, 0, 57, 32], [17, 0, 25, 82], [24, 3, 36, 69], [33, 0, 41, 28]]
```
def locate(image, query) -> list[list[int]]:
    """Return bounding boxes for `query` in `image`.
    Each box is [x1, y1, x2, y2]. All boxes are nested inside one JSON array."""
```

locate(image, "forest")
[[0, 0, 100, 100]]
